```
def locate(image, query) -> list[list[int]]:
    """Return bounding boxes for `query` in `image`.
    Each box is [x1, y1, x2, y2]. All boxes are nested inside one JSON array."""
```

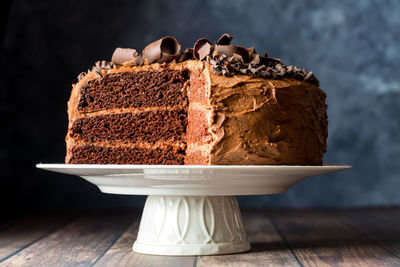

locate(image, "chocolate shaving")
[[254, 65, 266, 75], [286, 65, 293, 74], [206, 44, 320, 86], [198, 43, 213, 61], [215, 45, 250, 63], [304, 71, 313, 81], [249, 52, 260, 65], [95, 60, 110, 69], [176, 48, 194, 62], [111, 48, 143, 66], [78, 33, 320, 86], [193, 38, 213, 60], [143, 36, 181, 64], [92, 67, 103, 79], [247, 47, 256, 58], [259, 56, 280, 67], [228, 53, 245, 65], [77, 72, 86, 81], [216, 33, 233, 45], [221, 68, 230, 77]]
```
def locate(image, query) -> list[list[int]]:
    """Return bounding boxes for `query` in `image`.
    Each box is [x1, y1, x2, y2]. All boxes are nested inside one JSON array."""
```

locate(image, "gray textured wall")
[[1, 0, 399, 211]]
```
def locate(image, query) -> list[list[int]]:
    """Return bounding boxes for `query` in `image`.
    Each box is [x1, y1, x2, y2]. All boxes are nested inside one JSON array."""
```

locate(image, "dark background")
[[1, 0, 399, 212]]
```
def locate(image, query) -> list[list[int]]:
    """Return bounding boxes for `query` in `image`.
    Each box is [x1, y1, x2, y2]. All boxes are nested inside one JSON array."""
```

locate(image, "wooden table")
[[0, 208, 399, 266]]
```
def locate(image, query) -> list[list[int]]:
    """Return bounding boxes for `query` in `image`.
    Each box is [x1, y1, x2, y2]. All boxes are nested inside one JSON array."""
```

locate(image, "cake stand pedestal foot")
[[133, 195, 250, 256]]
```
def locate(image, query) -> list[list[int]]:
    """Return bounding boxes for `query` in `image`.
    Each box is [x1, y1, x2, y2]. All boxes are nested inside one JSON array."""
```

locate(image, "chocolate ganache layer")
[[66, 34, 327, 165]]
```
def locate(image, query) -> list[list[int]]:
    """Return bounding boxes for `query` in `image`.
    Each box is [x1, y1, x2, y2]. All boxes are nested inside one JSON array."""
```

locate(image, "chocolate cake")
[[66, 34, 328, 165]]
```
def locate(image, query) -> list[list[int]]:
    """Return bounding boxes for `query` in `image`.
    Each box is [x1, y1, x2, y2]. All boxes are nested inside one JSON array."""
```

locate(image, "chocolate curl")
[[215, 45, 250, 63], [228, 53, 245, 65], [252, 65, 267, 76], [304, 71, 314, 81], [92, 67, 104, 79], [95, 60, 113, 69], [111, 48, 143, 65], [249, 53, 260, 66], [211, 47, 220, 59], [216, 33, 233, 45], [176, 48, 194, 62], [259, 56, 280, 67], [193, 38, 212, 60], [77, 72, 86, 81], [247, 47, 256, 57], [142, 36, 181, 64]]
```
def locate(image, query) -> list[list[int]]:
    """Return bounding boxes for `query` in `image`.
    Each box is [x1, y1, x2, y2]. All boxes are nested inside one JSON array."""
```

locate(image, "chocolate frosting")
[[209, 67, 326, 164], [185, 61, 327, 165], [69, 60, 327, 165]]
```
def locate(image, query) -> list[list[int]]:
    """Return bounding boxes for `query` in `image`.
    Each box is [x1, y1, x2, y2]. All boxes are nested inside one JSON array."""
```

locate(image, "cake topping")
[[92, 67, 103, 79], [193, 38, 212, 60], [214, 45, 250, 63], [216, 33, 233, 45], [176, 48, 194, 62], [142, 36, 181, 64], [77, 61, 114, 81], [111, 48, 144, 66], [105, 34, 319, 86], [77, 72, 86, 81]]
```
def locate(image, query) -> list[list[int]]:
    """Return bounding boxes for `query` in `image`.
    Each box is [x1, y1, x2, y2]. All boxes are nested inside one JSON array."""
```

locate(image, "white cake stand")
[[36, 164, 350, 256]]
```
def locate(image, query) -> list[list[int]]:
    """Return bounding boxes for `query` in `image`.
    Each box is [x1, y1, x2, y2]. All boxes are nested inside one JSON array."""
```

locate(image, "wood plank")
[[0, 211, 134, 266], [340, 207, 400, 257], [94, 216, 195, 267], [197, 210, 300, 267], [270, 209, 400, 267], [0, 213, 76, 262]]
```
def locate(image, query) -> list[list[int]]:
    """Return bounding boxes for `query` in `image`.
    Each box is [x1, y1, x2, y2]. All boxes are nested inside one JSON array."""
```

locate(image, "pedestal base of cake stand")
[[36, 164, 351, 256], [133, 195, 250, 256]]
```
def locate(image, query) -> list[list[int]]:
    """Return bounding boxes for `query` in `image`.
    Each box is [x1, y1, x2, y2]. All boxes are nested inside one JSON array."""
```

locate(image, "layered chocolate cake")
[[66, 34, 328, 165]]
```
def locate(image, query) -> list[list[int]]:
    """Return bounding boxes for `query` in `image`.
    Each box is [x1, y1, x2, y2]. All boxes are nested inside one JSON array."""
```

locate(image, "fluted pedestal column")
[[133, 195, 250, 256]]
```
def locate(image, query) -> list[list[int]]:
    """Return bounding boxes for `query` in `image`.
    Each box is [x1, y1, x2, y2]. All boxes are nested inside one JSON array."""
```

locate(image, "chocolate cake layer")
[[68, 145, 185, 164], [78, 70, 189, 112], [70, 110, 187, 143]]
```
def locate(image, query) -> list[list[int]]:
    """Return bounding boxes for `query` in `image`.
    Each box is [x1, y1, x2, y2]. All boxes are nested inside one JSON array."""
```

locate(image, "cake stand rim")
[[37, 163, 351, 169], [36, 164, 351, 196]]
